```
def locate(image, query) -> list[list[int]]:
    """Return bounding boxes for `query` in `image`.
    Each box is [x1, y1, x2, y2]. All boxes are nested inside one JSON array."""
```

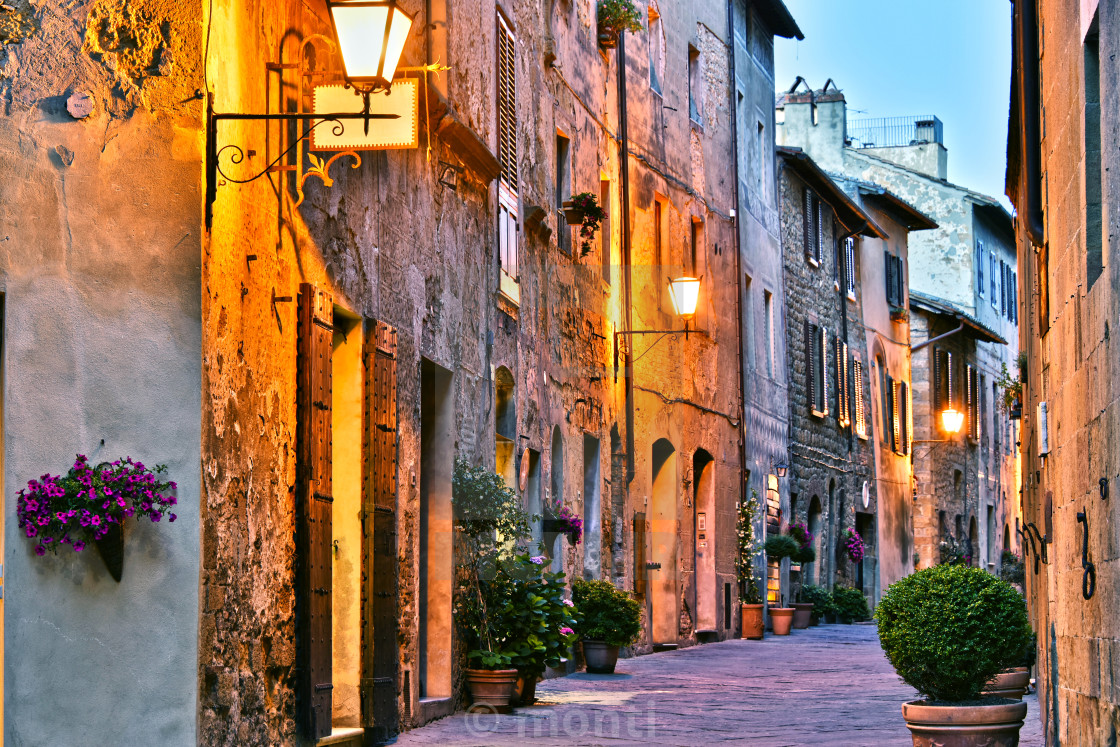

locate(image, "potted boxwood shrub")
[[763, 534, 799, 635], [452, 459, 536, 709], [982, 632, 1036, 701], [875, 564, 1034, 746], [831, 585, 871, 624], [736, 491, 765, 639], [596, 0, 642, 48], [572, 579, 641, 674]]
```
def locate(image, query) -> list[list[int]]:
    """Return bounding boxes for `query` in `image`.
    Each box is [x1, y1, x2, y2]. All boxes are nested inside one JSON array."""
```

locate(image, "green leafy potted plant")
[[452, 459, 535, 709], [571, 579, 641, 674], [831, 585, 870, 624], [736, 491, 765, 639], [787, 523, 815, 628], [996, 359, 1024, 420], [763, 534, 799, 635], [875, 564, 1034, 746], [560, 192, 606, 259], [982, 631, 1036, 701], [489, 553, 579, 706], [796, 584, 832, 626], [596, 0, 642, 49]]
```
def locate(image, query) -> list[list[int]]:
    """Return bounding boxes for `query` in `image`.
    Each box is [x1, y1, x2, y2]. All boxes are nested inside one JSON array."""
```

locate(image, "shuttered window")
[[895, 380, 910, 454], [853, 358, 867, 438], [885, 252, 904, 307], [977, 240, 985, 297], [933, 348, 953, 424], [497, 15, 519, 279], [297, 284, 334, 740], [966, 363, 980, 442], [835, 338, 850, 427], [803, 189, 823, 265], [362, 321, 399, 739], [844, 237, 857, 297], [806, 322, 827, 415], [886, 373, 897, 452]]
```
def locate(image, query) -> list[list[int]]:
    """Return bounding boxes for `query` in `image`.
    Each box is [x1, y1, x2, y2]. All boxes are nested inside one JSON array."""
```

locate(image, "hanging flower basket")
[[543, 499, 583, 544], [16, 455, 178, 582], [843, 528, 865, 563], [563, 192, 606, 259], [597, 0, 642, 50], [562, 201, 585, 226]]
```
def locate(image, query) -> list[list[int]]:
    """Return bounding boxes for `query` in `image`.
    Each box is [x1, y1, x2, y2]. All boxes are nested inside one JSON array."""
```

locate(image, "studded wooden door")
[[362, 320, 399, 740], [297, 284, 334, 740]]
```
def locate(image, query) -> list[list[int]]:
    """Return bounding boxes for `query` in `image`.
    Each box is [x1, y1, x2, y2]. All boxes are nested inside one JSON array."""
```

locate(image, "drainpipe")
[[725, 0, 749, 592], [618, 32, 636, 484], [910, 321, 965, 354]]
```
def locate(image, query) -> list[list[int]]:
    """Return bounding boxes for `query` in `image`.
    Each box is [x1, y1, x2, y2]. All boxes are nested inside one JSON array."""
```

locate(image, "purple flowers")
[[530, 555, 547, 565], [16, 454, 179, 558], [548, 499, 584, 545], [559, 626, 575, 636], [844, 528, 866, 563]]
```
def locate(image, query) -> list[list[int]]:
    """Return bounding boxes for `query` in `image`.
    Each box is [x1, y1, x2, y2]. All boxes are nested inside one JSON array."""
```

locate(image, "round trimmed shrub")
[[875, 564, 1033, 702], [572, 579, 642, 647], [763, 534, 800, 560]]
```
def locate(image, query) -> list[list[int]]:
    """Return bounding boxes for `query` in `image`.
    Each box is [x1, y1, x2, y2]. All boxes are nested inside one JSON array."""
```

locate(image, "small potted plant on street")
[[763, 534, 799, 635], [596, 0, 642, 48], [787, 523, 815, 628], [797, 584, 832, 626], [831, 585, 871, 624], [875, 564, 1034, 746], [736, 491, 765, 639], [982, 631, 1036, 701], [572, 579, 642, 674], [452, 459, 535, 709]]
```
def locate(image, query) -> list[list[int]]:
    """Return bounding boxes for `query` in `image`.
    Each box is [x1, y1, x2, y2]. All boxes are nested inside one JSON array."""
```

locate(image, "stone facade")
[[1007, 0, 1120, 742]]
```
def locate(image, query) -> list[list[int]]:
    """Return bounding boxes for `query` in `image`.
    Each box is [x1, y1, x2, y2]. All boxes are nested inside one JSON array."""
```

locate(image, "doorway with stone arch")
[[650, 439, 679, 645], [692, 450, 716, 634]]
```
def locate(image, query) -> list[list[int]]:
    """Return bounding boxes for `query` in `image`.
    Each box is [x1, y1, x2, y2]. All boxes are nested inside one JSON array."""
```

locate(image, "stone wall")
[[1, 0, 204, 742]]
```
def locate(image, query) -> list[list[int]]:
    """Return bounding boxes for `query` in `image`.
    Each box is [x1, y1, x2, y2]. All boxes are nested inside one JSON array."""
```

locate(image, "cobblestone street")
[[396, 624, 1044, 746]]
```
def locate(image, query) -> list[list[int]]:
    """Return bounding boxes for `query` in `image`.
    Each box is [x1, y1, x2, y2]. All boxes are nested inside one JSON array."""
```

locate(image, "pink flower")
[[559, 627, 574, 636], [562, 599, 574, 607]]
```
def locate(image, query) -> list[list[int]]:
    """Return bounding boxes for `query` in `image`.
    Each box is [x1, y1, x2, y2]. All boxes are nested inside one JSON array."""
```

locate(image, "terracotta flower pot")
[[792, 602, 813, 629], [562, 202, 585, 225], [901, 699, 1028, 747], [597, 32, 618, 49], [770, 607, 795, 635], [582, 641, 620, 674], [465, 668, 518, 709], [982, 667, 1030, 700], [511, 672, 539, 706], [741, 603, 764, 640]]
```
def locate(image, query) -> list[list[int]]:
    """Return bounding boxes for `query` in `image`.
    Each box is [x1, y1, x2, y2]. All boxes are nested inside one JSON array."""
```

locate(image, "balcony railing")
[[847, 115, 943, 149]]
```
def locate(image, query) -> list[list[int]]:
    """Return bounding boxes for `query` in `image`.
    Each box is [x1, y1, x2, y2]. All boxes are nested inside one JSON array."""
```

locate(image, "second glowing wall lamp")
[[615, 276, 704, 373]]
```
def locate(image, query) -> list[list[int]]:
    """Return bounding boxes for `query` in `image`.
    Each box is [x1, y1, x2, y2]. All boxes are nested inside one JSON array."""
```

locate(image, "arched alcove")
[[494, 367, 516, 488], [807, 496, 823, 585], [692, 450, 716, 633], [650, 438, 678, 645]]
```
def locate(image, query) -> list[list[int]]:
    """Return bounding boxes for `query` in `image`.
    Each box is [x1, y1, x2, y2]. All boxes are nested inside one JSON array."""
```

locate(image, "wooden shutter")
[[842, 343, 850, 426], [362, 321, 399, 739], [884, 251, 895, 305], [816, 200, 826, 264], [633, 512, 647, 598], [805, 320, 815, 411], [886, 374, 897, 452], [899, 381, 910, 454], [819, 327, 828, 414], [803, 189, 813, 259], [893, 256, 904, 306], [497, 16, 517, 192], [834, 337, 843, 423], [853, 359, 866, 437], [297, 284, 334, 740]]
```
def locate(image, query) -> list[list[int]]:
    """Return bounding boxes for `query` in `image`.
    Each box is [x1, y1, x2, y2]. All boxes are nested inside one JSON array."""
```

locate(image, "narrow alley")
[[394, 625, 1045, 746]]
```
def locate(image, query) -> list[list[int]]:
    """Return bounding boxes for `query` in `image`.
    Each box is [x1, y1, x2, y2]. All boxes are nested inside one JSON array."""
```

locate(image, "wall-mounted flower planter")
[[889, 306, 909, 322], [597, 32, 618, 49], [562, 201, 585, 225], [95, 523, 125, 582]]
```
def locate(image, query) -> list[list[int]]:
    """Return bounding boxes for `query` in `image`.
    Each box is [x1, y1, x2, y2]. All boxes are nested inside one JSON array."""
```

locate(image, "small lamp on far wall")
[[941, 407, 965, 434], [775, 462, 789, 478], [667, 275, 702, 323], [328, 0, 415, 92]]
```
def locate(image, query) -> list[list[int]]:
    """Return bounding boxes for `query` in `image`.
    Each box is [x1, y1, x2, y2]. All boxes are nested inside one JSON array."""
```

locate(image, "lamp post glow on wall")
[[327, 0, 415, 93], [941, 407, 964, 435], [614, 276, 706, 374]]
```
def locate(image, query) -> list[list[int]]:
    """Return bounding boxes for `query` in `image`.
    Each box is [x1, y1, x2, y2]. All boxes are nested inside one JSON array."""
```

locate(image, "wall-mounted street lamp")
[[940, 407, 964, 435], [615, 276, 705, 373], [205, 3, 417, 228], [774, 462, 789, 478]]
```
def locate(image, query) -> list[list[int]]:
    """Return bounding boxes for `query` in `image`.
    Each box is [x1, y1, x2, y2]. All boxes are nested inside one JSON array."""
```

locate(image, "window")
[[844, 237, 857, 298], [648, 8, 663, 95], [1000, 261, 1008, 316], [990, 253, 998, 308], [600, 178, 611, 284], [806, 322, 827, 415], [744, 275, 754, 369], [877, 356, 889, 445], [834, 338, 850, 427], [884, 252, 904, 307], [655, 198, 670, 312], [893, 380, 910, 455], [497, 15, 519, 284], [803, 189, 824, 265], [1010, 272, 1018, 323], [853, 358, 868, 438], [689, 218, 702, 275], [764, 290, 774, 377], [1085, 22, 1104, 288], [977, 240, 985, 297], [966, 364, 980, 442], [933, 347, 954, 427], [555, 132, 570, 254], [885, 371, 896, 450], [688, 45, 703, 123]]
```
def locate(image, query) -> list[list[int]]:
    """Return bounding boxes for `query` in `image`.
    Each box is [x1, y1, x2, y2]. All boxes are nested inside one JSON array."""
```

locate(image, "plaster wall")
[[0, 0, 204, 742], [859, 143, 947, 182]]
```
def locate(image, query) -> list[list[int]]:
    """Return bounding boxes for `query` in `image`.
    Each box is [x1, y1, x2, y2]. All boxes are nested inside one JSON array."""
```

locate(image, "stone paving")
[[396, 624, 1046, 746]]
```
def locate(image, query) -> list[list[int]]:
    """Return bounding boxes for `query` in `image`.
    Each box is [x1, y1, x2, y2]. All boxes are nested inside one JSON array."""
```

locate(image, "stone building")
[[1007, 0, 1120, 741], [776, 146, 882, 603], [778, 85, 1022, 576], [2, 0, 789, 743]]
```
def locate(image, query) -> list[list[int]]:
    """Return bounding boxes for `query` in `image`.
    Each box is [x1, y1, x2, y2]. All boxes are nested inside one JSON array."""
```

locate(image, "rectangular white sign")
[[311, 80, 419, 151]]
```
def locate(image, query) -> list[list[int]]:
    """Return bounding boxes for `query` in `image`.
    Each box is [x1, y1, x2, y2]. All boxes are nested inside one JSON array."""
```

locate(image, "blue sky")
[[774, 0, 1012, 206]]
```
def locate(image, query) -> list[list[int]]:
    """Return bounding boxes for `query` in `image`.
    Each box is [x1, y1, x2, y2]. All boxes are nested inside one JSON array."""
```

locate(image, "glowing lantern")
[[328, 0, 415, 92], [668, 276, 702, 322]]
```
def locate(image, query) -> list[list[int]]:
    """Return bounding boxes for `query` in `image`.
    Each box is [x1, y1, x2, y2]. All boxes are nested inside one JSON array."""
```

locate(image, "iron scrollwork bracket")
[[204, 93, 398, 229], [1076, 511, 1096, 600]]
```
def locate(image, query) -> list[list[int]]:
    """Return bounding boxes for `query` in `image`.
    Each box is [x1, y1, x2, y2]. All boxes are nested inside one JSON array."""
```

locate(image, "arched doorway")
[[692, 450, 716, 633], [807, 496, 822, 584], [650, 439, 678, 645]]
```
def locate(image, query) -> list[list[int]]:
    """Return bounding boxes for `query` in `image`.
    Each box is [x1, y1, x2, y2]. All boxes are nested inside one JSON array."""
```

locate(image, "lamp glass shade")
[[329, 0, 414, 86], [941, 408, 964, 434], [775, 462, 789, 478], [667, 276, 701, 319]]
